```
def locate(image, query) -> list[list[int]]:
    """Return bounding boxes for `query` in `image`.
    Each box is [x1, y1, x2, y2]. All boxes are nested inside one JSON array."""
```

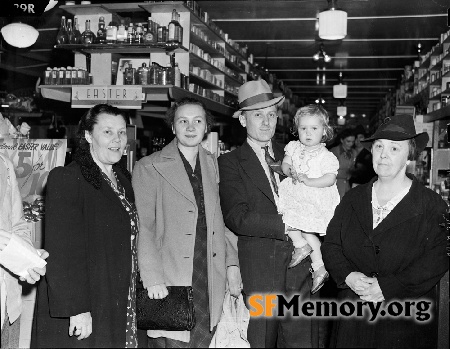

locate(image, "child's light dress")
[[278, 141, 340, 235]]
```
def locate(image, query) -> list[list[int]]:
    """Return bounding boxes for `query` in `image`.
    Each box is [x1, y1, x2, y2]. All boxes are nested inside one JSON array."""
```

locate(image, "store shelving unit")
[[40, 1, 250, 117]]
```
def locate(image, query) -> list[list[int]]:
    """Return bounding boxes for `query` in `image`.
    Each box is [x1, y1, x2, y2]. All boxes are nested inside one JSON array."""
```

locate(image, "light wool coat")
[[132, 139, 239, 343], [0, 153, 32, 327]]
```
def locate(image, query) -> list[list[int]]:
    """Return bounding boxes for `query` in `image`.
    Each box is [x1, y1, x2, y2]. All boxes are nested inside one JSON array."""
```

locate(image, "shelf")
[[424, 104, 450, 122], [430, 60, 443, 71], [139, 1, 191, 14], [169, 87, 235, 116], [224, 41, 247, 61], [39, 84, 235, 116], [225, 58, 246, 74], [429, 92, 442, 101], [55, 43, 188, 54], [60, 4, 112, 15], [224, 89, 238, 98], [189, 10, 225, 44], [429, 77, 442, 86], [189, 73, 223, 90], [189, 32, 224, 59], [224, 74, 243, 87], [420, 55, 431, 70], [189, 53, 224, 75]]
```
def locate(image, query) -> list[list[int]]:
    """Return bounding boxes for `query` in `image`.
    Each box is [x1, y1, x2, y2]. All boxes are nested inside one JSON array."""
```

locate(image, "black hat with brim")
[[362, 114, 429, 152]]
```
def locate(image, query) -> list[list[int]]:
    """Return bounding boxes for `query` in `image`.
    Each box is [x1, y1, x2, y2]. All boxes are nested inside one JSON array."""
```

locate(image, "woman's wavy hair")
[[292, 104, 334, 142], [165, 97, 214, 133], [76, 104, 129, 151]]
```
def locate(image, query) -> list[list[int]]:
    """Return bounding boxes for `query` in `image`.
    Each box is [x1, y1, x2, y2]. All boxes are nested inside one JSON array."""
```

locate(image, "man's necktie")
[[263, 146, 279, 195]]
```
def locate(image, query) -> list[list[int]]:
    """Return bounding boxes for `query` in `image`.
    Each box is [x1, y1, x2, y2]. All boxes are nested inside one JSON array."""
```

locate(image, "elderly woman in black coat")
[[322, 114, 448, 348], [33, 104, 138, 348]]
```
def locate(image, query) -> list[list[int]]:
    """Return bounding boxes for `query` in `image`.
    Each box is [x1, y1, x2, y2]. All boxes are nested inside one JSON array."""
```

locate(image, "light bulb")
[[324, 54, 331, 63], [313, 52, 320, 61]]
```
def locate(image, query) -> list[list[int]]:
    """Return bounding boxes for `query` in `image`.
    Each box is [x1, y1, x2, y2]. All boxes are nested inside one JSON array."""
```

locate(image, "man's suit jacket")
[[219, 140, 318, 348], [218, 140, 289, 293]]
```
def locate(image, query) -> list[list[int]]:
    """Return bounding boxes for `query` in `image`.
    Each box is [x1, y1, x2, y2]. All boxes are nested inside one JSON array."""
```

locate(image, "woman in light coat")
[[133, 97, 241, 347], [0, 153, 47, 347]]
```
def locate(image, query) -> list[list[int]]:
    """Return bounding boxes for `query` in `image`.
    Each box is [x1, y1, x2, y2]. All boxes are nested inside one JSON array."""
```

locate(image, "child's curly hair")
[[292, 104, 334, 142]]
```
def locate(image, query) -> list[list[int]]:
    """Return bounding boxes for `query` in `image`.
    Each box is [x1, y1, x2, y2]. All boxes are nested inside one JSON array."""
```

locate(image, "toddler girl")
[[278, 105, 340, 294]]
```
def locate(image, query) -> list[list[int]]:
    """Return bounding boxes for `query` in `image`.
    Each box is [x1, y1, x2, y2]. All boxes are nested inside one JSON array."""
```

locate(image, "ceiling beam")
[[214, 14, 446, 22], [256, 55, 418, 59]]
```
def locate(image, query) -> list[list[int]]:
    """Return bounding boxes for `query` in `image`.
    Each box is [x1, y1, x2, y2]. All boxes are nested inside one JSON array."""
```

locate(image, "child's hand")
[[297, 173, 310, 185], [290, 167, 300, 185]]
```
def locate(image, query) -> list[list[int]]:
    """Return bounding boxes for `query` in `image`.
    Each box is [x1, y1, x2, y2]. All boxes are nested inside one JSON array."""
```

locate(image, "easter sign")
[[0, 138, 67, 222]]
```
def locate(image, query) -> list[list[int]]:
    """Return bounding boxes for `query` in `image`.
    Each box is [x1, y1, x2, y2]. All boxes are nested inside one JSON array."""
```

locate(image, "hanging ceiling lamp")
[[313, 43, 331, 63], [319, 0, 347, 40], [333, 72, 347, 98], [1, 23, 39, 48]]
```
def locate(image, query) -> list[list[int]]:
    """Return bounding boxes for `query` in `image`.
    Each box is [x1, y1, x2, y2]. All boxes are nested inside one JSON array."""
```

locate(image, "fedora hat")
[[232, 80, 285, 118], [362, 114, 429, 151]]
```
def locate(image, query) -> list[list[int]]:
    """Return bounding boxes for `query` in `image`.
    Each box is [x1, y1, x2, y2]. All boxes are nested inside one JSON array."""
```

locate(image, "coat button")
[[213, 253, 217, 257], [370, 272, 378, 278]]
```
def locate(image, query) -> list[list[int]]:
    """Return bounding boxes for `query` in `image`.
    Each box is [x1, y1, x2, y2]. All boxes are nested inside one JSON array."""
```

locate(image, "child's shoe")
[[310, 266, 329, 294], [288, 244, 313, 268]]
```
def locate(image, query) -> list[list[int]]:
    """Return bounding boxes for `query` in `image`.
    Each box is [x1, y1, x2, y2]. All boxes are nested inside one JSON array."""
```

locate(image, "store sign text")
[[72, 86, 144, 109]]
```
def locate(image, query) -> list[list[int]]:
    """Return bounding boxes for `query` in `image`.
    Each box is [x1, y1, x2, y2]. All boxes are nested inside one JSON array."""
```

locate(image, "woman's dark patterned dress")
[[102, 171, 138, 348]]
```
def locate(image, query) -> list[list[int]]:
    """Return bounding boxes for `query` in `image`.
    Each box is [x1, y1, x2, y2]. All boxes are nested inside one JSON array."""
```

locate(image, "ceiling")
[[1, 0, 449, 125]]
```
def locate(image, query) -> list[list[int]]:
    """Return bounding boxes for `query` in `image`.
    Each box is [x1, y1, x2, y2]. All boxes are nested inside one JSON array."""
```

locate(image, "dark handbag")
[[136, 275, 196, 331]]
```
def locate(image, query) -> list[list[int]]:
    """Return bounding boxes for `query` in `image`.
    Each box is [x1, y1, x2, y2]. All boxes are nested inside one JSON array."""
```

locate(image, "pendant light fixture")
[[1, 23, 39, 48], [333, 72, 347, 98], [313, 43, 331, 63], [319, 0, 347, 40]]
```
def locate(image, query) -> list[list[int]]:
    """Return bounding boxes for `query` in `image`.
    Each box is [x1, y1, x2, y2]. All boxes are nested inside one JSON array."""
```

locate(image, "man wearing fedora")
[[218, 80, 318, 347]]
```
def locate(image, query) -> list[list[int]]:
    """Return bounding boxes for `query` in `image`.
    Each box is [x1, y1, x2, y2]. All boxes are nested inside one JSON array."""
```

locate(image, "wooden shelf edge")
[[39, 85, 235, 116], [55, 43, 188, 54], [424, 104, 450, 122]]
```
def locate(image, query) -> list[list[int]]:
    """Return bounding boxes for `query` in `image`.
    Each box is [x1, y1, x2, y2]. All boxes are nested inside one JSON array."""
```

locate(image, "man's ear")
[[239, 113, 246, 128], [85, 131, 92, 144]]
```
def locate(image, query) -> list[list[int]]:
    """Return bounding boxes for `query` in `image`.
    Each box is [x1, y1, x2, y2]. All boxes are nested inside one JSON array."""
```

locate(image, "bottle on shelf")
[[157, 26, 167, 43], [176, 12, 183, 45], [67, 19, 76, 44], [138, 63, 149, 85], [167, 9, 178, 43], [73, 16, 82, 44], [96, 16, 107, 44], [127, 23, 134, 44], [106, 22, 117, 44], [117, 20, 127, 43], [56, 16, 69, 45], [124, 64, 135, 85], [81, 20, 96, 44], [174, 63, 181, 87], [144, 17, 157, 43], [149, 62, 159, 85], [166, 63, 174, 85], [133, 23, 144, 44]]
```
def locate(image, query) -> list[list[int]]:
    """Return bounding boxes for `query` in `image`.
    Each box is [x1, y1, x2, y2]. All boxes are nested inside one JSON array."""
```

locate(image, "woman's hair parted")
[[165, 97, 214, 133], [77, 104, 128, 150], [292, 104, 334, 142]]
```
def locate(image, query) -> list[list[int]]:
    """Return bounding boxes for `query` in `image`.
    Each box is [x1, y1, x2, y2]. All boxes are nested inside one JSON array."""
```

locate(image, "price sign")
[[0, 138, 67, 201], [71, 86, 144, 109]]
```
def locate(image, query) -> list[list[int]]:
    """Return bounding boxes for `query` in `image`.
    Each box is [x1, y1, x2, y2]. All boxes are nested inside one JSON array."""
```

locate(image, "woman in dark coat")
[[322, 114, 448, 348], [32, 104, 138, 348]]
